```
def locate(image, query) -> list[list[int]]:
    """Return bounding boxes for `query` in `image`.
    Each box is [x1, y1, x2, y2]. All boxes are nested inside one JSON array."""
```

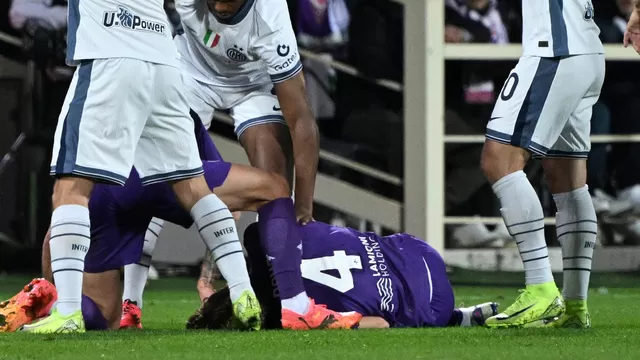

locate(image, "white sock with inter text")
[[553, 186, 597, 302], [50, 204, 91, 316], [492, 170, 554, 286], [190, 194, 252, 302]]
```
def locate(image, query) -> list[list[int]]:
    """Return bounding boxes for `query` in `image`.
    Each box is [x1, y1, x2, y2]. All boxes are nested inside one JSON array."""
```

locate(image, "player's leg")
[[240, 220, 361, 330], [540, 54, 605, 329], [120, 77, 220, 316], [122, 219, 163, 309], [215, 162, 311, 316], [1, 231, 116, 333], [233, 94, 311, 317], [119, 218, 163, 329], [45, 231, 120, 331], [482, 57, 573, 327], [188, 223, 280, 330], [23, 59, 150, 334], [542, 158, 594, 328], [82, 272, 122, 330], [198, 158, 307, 317], [120, 100, 231, 326], [136, 65, 259, 330]]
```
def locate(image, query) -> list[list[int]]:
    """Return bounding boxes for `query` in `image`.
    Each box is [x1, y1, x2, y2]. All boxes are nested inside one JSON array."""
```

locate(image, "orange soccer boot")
[[0, 278, 57, 332], [119, 299, 143, 329], [281, 298, 362, 330]]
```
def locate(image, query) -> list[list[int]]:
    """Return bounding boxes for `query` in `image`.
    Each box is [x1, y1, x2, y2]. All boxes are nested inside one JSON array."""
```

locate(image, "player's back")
[[298, 222, 444, 327], [521, 0, 603, 57], [68, 0, 178, 67]]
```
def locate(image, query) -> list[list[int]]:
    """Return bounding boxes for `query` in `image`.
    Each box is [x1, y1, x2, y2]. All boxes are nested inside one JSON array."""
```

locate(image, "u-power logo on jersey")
[[103, 6, 166, 34]]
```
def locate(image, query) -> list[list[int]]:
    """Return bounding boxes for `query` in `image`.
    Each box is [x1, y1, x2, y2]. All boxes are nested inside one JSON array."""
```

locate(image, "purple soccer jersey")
[[83, 113, 230, 273], [295, 222, 454, 328]]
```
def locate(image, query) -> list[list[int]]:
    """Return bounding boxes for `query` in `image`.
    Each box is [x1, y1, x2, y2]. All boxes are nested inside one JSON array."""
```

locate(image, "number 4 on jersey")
[[301, 251, 363, 293]]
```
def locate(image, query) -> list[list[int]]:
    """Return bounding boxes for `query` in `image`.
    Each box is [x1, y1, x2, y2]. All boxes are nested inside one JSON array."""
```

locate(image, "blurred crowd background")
[[1, 0, 639, 259]]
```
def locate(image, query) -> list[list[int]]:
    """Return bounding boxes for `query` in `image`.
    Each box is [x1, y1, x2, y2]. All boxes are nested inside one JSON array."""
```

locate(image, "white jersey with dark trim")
[[521, 0, 603, 57], [66, 0, 179, 67], [175, 0, 302, 89]]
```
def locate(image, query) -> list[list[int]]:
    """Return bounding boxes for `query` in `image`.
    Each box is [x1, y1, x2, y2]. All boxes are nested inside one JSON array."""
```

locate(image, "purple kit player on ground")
[[188, 222, 499, 330], [0, 117, 361, 332]]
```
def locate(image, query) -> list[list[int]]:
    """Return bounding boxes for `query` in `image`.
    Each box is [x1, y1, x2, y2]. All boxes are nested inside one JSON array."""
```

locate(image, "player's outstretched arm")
[[196, 250, 217, 304], [358, 317, 390, 329], [274, 73, 319, 224]]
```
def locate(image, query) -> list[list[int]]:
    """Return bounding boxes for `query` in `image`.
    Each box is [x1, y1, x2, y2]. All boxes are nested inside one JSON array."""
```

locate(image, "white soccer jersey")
[[175, 0, 302, 89], [67, 0, 179, 67], [521, 0, 604, 57]]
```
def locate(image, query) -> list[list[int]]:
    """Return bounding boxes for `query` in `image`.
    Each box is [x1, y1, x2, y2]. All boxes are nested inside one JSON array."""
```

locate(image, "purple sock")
[[257, 198, 305, 300], [82, 295, 108, 331]]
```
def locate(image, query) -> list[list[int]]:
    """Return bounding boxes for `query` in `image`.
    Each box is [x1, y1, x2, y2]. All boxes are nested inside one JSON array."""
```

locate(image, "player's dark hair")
[[186, 287, 233, 330]]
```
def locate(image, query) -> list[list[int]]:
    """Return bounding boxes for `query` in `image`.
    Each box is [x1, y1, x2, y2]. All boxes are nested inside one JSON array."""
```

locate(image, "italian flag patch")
[[203, 30, 220, 48]]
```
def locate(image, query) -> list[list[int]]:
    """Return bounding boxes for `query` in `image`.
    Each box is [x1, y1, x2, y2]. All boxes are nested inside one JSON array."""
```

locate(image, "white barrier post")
[[398, 0, 445, 253]]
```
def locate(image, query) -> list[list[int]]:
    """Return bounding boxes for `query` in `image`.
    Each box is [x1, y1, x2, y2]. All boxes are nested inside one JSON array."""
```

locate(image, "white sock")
[[49, 204, 91, 316], [492, 171, 553, 286], [553, 186, 597, 301], [190, 194, 252, 302], [457, 307, 472, 327], [122, 218, 163, 308], [281, 292, 311, 315]]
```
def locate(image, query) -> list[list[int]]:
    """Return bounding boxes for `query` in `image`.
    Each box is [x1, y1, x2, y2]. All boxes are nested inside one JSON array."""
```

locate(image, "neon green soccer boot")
[[20, 308, 85, 334], [544, 300, 591, 328], [231, 290, 262, 331], [485, 282, 564, 328]]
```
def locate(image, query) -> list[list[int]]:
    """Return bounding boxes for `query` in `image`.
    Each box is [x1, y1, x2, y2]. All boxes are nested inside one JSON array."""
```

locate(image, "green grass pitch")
[[0, 275, 638, 360]]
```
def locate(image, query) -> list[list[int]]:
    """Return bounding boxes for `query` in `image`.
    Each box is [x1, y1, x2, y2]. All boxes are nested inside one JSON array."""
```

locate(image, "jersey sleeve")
[[253, 1, 303, 84]]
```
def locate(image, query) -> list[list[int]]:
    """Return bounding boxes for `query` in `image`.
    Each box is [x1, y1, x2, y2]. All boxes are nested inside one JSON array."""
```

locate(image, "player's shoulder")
[[253, 0, 291, 29]]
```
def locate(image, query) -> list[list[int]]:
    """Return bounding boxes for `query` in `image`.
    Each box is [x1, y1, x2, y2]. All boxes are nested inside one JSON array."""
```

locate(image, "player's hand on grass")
[[624, 10, 640, 54]]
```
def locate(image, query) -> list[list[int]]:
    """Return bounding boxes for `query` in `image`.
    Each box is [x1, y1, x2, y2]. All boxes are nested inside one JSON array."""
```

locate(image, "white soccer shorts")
[[183, 75, 286, 137], [486, 54, 605, 158], [50, 58, 203, 185]]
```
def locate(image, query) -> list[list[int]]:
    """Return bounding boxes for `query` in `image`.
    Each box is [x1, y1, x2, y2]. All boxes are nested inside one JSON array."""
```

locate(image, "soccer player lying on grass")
[[0, 118, 360, 333], [186, 222, 500, 330]]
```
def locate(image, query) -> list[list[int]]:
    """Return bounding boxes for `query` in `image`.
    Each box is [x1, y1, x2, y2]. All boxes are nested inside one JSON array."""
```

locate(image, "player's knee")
[[171, 175, 212, 210], [51, 177, 93, 208], [268, 172, 290, 199], [246, 172, 289, 210], [481, 140, 528, 183]]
